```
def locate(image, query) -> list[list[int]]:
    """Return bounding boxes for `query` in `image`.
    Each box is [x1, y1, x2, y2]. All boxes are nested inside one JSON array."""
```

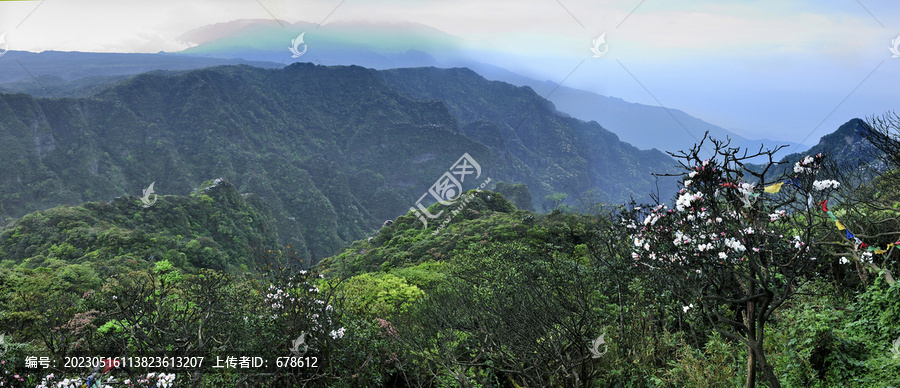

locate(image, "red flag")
[[819, 200, 828, 212], [102, 358, 121, 374]]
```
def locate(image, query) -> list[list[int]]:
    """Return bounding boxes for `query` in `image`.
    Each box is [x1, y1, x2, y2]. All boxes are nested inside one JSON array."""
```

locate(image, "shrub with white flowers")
[[623, 135, 824, 387]]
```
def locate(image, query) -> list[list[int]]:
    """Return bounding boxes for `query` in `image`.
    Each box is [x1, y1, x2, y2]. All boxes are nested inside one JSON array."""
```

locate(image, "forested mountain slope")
[[0, 63, 676, 257]]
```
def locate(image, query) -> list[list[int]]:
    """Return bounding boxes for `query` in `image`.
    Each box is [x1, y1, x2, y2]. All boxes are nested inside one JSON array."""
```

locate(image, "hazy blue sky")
[[1, 0, 898, 145]]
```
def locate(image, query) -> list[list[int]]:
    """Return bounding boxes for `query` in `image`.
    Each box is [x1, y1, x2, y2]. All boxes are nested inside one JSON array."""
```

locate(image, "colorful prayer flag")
[[764, 182, 784, 193]]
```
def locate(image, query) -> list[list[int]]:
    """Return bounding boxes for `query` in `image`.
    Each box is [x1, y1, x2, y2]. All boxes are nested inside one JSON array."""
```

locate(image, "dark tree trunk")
[[742, 299, 781, 388], [753, 321, 781, 388], [744, 302, 756, 388]]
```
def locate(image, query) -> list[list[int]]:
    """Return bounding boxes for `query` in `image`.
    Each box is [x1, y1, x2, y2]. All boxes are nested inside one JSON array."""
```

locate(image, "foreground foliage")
[[1, 117, 899, 386]]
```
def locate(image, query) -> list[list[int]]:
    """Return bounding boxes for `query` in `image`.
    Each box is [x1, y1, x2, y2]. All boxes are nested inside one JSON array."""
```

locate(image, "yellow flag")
[[764, 182, 784, 193], [835, 221, 846, 230], [875, 249, 887, 254]]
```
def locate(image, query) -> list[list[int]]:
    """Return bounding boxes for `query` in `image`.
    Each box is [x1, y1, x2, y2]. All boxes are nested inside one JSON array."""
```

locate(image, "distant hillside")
[[747, 118, 883, 181], [0, 74, 134, 98], [0, 50, 279, 84], [465, 63, 808, 159], [0, 178, 278, 272], [776, 118, 878, 167], [0, 63, 676, 257], [376, 66, 680, 206]]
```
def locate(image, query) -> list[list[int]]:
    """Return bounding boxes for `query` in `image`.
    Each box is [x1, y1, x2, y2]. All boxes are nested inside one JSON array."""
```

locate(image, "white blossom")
[[812, 180, 840, 191], [725, 237, 746, 252], [676, 191, 703, 211], [643, 213, 661, 226], [794, 156, 816, 173], [329, 327, 346, 339], [673, 231, 691, 246], [769, 210, 786, 222], [861, 252, 874, 263]]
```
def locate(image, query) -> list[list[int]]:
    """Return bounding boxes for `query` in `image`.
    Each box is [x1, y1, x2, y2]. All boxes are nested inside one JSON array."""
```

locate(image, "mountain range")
[[0, 20, 808, 159], [0, 63, 677, 257], [175, 19, 810, 156]]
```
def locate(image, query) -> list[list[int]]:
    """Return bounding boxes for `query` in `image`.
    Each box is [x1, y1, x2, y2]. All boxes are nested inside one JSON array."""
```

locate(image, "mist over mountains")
[[0, 19, 809, 160]]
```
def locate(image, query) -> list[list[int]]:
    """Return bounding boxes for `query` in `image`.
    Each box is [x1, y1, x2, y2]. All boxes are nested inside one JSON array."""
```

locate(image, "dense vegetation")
[[0, 62, 897, 387], [1, 111, 899, 386], [0, 178, 278, 273]]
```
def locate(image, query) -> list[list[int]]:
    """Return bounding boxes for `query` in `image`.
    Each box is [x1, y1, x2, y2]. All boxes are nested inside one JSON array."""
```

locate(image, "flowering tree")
[[625, 136, 830, 388]]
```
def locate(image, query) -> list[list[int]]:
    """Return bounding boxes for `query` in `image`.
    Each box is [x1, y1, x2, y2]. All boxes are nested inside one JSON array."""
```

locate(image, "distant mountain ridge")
[[454, 62, 810, 158], [0, 50, 279, 84], [0, 19, 808, 159], [767, 118, 882, 180], [0, 63, 677, 258], [173, 19, 809, 157], [777, 118, 876, 166]]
